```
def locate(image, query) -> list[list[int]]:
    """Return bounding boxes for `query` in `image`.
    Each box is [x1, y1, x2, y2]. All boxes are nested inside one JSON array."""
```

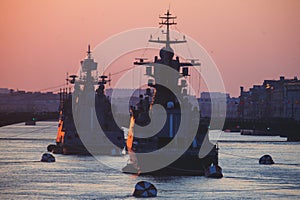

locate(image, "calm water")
[[0, 121, 299, 199]]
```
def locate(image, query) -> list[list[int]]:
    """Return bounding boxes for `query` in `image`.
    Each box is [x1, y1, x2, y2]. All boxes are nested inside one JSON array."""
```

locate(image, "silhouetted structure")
[[239, 76, 300, 141]]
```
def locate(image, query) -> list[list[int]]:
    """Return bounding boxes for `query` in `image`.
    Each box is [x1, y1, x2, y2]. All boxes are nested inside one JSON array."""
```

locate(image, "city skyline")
[[0, 0, 299, 96]]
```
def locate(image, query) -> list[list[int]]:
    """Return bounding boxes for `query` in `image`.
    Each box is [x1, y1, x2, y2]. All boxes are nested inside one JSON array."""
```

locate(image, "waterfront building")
[[239, 76, 300, 121], [198, 92, 239, 119]]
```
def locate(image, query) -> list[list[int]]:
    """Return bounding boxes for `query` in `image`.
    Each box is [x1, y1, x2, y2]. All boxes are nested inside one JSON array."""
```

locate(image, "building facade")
[[198, 92, 239, 119], [239, 76, 300, 121]]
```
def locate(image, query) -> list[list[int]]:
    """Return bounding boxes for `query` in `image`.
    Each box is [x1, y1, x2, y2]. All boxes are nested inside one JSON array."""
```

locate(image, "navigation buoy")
[[41, 153, 55, 162], [259, 154, 274, 165], [133, 181, 157, 198]]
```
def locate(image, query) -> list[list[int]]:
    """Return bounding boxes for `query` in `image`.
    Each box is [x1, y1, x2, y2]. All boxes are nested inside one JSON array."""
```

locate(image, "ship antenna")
[[162, 10, 173, 48], [166, 10, 170, 48], [87, 44, 91, 58], [149, 10, 186, 47], [66, 72, 69, 93], [108, 72, 111, 87]]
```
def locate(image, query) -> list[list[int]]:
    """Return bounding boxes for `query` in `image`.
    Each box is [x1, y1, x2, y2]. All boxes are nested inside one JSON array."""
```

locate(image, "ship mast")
[[87, 44, 91, 59], [149, 10, 186, 48], [133, 9, 200, 103]]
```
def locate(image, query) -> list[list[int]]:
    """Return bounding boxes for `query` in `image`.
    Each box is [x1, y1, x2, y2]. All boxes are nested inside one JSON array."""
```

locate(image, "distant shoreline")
[[0, 112, 58, 127]]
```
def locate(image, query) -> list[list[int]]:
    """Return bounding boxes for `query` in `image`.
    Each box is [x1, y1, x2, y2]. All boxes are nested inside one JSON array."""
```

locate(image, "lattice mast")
[[149, 10, 186, 48]]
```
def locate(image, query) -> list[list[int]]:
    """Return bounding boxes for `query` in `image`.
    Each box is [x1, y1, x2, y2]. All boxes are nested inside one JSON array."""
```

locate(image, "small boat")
[[25, 119, 36, 126]]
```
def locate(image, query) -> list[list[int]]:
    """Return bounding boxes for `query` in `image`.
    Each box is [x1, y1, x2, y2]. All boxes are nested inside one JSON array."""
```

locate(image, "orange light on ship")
[[56, 111, 65, 143], [126, 116, 135, 151]]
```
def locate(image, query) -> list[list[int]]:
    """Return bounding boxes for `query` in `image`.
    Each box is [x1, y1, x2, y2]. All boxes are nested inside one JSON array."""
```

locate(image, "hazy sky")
[[0, 0, 299, 96]]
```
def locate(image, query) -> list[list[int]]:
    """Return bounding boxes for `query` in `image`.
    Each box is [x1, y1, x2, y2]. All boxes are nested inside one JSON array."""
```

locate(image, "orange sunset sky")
[[0, 0, 299, 96]]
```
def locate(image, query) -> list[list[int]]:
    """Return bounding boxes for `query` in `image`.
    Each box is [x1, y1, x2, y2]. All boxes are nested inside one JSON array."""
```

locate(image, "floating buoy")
[[47, 144, 56, 152], [41, 153, 55, 162], [259, 154, 274, 165], [133, 181, 157, 198]]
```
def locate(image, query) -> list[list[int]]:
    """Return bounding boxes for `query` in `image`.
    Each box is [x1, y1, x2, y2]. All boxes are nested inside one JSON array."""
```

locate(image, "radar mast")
[[149, 10, 186, 49]]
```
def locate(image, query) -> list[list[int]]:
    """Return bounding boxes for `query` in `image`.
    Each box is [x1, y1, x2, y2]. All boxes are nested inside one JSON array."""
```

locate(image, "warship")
[[47, 46, 124, 155], [122, 10, 222, 176]]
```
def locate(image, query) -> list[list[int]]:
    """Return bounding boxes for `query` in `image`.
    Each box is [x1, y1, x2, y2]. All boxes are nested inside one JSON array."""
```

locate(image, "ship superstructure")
[[48, 45, 124, 155]]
